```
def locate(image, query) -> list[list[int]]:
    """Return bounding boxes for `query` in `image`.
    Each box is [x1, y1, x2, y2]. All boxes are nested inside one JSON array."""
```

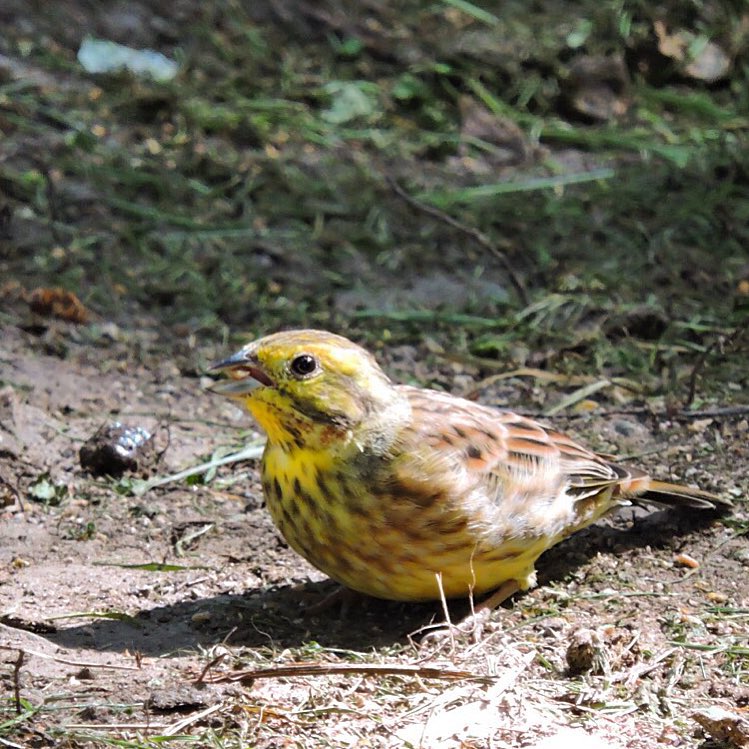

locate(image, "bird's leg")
[[420, 580, 521, 645], [473, 579, 521, 613], [456, 580, 521, 640], [303, 585, 366, 618]]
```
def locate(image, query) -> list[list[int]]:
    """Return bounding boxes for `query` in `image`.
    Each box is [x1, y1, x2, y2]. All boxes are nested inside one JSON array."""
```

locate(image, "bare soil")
[[1, 313, 748, 748]]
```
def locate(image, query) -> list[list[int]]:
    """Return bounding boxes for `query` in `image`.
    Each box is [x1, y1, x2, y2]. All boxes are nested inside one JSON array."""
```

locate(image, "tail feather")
[[631, 479, 732, 511]]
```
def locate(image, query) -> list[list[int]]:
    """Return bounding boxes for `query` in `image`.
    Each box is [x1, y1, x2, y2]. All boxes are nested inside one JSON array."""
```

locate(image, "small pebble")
[[693, 706, 749, 747]]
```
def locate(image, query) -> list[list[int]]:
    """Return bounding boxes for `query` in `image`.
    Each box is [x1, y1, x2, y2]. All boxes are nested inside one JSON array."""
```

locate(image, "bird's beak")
[[208, 348, 274, 396]]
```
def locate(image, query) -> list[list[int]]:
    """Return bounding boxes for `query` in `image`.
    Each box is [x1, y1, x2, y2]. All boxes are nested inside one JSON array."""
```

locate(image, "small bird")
[[210, 330, 729, 608]]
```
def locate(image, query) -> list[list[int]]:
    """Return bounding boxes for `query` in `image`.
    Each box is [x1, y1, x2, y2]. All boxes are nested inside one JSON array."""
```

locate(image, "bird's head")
[[210, 329, 407, 451]]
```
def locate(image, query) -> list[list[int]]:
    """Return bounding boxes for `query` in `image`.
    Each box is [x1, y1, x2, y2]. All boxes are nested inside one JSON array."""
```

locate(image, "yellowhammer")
[[210, 329, 729, 607]]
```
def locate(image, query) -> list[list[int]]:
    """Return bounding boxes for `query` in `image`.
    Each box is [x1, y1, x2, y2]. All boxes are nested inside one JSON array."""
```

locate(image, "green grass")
[[1, 2, 747, 389]]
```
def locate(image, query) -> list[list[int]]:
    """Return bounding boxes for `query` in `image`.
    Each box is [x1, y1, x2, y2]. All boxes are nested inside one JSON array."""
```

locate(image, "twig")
[[197, 660, 478, 685], [684, 318, 749, 407], [672, 405, 749, 419], [386, 177, 529, 305], [13, 649, 24, 713], [0, 472, 23, 513], [154, 419, 171, 468], [195, 653, 227, 684], [0, 614, 56, 635]]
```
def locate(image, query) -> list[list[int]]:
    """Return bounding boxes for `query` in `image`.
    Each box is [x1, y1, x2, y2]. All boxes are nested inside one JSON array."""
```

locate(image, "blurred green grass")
[[1, 0, 747, 401]]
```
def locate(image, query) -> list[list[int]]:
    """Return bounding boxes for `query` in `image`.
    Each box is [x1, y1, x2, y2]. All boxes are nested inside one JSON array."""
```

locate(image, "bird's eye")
[[289, 353, 318, 377]]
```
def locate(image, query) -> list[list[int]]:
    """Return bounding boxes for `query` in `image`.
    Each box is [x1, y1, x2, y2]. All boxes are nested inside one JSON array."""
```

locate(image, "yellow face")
[[211, 329, 395, 449]]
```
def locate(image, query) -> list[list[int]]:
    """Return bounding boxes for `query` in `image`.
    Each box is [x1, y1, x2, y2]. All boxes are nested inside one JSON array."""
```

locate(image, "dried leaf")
[[28, 286, 90, 323]]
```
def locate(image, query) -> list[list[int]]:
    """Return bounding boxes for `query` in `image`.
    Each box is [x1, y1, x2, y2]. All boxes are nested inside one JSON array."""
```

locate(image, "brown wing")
[[397, 385, 726, 514], [386, 386, 628, 547], [399, 386, 623, 493]]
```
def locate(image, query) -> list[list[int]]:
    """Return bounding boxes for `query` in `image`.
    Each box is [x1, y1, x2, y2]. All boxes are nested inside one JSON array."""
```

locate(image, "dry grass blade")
[[544, 379, 611, 416], [12, 650, 23, 714], [162, 703, 226, 737], [130, 441, 265, 496], [0, 644, 141, 671], [197, 661, 479, 685]]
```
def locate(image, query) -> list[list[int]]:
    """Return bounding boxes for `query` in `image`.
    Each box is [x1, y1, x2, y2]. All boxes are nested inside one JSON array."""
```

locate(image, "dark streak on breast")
[[297, 487, 322, 522], [315, 469, 332, 503]]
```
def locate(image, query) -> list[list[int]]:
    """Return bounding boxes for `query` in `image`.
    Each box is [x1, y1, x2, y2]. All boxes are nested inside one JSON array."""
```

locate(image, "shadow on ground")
[[45, 505, 728, 655]]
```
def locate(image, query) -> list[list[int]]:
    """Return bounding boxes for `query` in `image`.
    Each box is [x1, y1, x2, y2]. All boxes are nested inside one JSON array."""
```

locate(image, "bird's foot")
[[417, 580, 521, 646]]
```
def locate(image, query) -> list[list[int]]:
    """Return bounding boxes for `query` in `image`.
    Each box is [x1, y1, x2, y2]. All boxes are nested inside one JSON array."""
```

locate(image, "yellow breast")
[[260, 444, 544, 601]]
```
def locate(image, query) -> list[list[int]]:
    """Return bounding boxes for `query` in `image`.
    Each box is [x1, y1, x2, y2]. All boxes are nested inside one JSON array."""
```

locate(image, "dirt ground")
[[1, 311, 748, 748], [2, 1, 749, 747]]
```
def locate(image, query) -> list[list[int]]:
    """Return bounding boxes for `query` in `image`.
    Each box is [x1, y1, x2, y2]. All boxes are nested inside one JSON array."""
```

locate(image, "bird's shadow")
[[47, 506, 725, 656]]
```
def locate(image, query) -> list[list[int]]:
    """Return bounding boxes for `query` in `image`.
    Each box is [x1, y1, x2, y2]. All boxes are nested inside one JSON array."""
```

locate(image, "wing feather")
[[400, 385, 624, 494], [393, 385, 726, 531]]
